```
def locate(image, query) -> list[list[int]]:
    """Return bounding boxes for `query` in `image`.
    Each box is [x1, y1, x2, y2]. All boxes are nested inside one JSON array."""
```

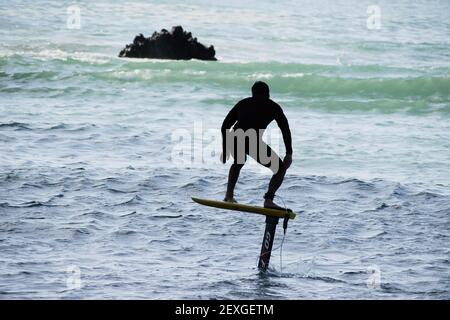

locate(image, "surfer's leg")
[[225, 136, 246, 202], [250, 140, 286, 209], [224, 163, 244, 202], [264, 159, 286, 197]]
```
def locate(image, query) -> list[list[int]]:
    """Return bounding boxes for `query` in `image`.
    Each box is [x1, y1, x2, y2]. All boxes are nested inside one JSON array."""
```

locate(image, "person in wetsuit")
[[221, 81, 293, 209]]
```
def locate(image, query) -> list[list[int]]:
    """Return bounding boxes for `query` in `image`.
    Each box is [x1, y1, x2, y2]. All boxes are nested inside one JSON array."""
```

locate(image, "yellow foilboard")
[[191, 197, 296, 220]]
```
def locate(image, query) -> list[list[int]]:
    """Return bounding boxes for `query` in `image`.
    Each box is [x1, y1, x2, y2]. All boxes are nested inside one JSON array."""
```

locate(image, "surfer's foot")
[[264, 199, 285, 210], [223, 195, 237, 203]]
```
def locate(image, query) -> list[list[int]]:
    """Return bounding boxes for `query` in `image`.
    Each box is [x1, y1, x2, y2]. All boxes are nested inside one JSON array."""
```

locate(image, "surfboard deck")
[[191, 197, 296, 219]]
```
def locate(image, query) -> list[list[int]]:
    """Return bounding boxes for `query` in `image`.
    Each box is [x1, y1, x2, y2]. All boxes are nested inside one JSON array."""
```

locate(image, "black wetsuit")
[[221, 97, 292, 169]]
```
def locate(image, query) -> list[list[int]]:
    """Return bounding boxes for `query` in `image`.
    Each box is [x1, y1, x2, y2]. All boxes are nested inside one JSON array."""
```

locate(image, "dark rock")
[[119, 26, 217, 61]]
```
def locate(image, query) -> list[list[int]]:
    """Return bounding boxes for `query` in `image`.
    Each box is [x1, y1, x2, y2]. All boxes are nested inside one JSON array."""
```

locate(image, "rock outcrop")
[[119, 26, 217, 61]]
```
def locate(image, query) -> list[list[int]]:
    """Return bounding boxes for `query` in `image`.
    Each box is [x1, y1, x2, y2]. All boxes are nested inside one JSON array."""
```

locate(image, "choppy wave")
[[1, 138, 449, 299], [1, 52, 449, 113], [98, 62, 450, 101], [0, 122, 31, 130]]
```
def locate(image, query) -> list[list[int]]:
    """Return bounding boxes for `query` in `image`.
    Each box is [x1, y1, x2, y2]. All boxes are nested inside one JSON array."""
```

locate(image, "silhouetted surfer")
[[221, 81, 293, 209]]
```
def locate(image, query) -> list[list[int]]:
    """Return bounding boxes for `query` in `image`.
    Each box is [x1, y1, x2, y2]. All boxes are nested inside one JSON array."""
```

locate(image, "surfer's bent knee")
[[266, 158, 285, 175], [231, 162, 244, 170]]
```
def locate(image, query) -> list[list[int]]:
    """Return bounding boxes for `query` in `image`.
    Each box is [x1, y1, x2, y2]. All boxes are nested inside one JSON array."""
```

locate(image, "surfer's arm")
[[221, 104, 239, 163], [274, 106, 293, 155]]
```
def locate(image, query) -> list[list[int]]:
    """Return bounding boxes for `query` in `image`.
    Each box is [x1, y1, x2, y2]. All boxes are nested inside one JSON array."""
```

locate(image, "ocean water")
[[0, 0, 449, 299]]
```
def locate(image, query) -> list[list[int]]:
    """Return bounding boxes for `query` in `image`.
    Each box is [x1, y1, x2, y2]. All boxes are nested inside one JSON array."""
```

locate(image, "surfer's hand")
[[283, 154, 292, 169]]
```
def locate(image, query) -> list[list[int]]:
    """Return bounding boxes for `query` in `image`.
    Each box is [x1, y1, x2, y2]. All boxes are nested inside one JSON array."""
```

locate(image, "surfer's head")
[[251, 81, 270, 99]]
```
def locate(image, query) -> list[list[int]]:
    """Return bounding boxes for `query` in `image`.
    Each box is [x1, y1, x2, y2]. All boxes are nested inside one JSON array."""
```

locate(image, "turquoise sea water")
[[0, 0, 449, 299]]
